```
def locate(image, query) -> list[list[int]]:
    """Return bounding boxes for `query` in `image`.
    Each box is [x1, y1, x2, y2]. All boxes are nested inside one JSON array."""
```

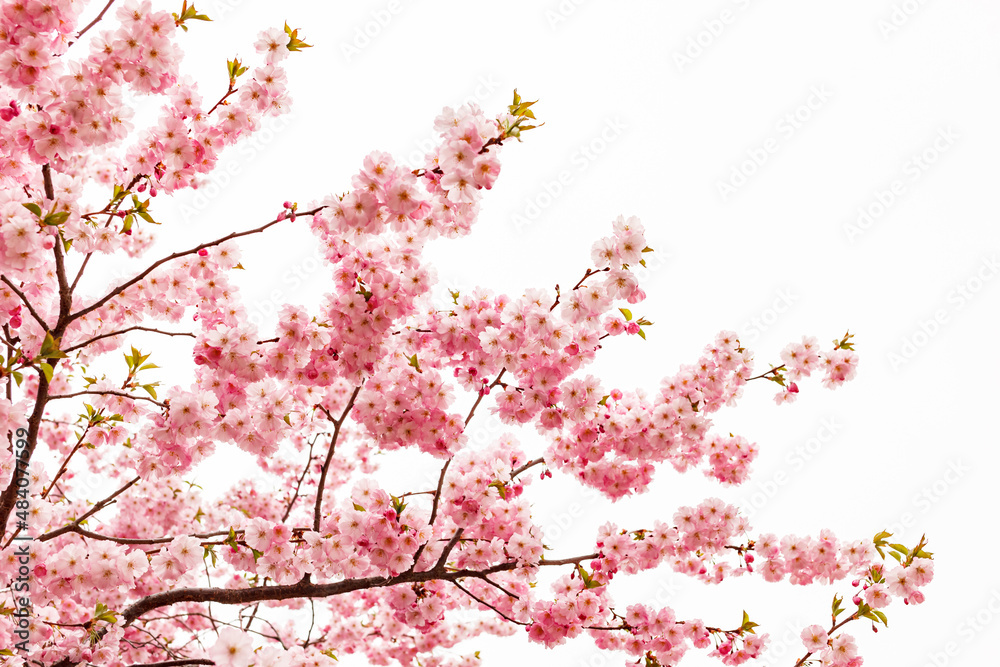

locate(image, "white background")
[[80, 0, 1000, 665]]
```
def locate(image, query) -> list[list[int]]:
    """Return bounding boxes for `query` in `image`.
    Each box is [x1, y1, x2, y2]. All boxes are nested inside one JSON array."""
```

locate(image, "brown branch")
[[282, 434, 319, 523], [37, 525, 230, 545], [68, 207, 324, 325], [69, 0, 118, 46], [313, 386, 361, 531], [34, 476, 140, 543], [748, 364, 786, 382], [48, 389, 166, 409], [62, 325, 196, 354], [464, 367, 505, 426], [511, 457, 544, 479], [0, 275, 50, 330], [450, 579, 527, 626], [434, 528, 465, 571], [126, 660, 214, 667], [40, 425, 92, 499]]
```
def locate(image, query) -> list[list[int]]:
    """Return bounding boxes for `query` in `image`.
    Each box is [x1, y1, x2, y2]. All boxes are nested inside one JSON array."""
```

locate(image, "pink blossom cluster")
[[592, 605, 768, 667], [773, 335, 859, 404], [543, 331, 755, 499], [755, 531, 871, 585], [0, 1, 932, 662]]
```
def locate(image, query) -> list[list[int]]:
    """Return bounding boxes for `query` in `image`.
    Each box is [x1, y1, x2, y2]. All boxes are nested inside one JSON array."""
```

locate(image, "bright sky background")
[[74, 0, 1000, 665]]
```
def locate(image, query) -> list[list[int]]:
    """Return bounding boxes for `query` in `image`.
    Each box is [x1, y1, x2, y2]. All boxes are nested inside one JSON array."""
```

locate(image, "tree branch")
[[69, 0, 118, 47], [282, 434, 319, 523], [48, 389, 166, 409], [33, 476, 140, 544], [68, 207, 324, 325], [313, 386, 361, 531], [62, 325, 196, 354]]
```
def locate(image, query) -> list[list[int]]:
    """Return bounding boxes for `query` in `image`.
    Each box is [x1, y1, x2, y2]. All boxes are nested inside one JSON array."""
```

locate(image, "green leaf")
[[407, 354, 422, 373], [488, 480, 507, 500], [141, 384, 158, 400], [284, 22, 311, 51], [39, 362, 54, 383], [637, 328, 646, 340], [39, 332, 68, 359], [204, 545, 218, 567], [353, 502, 365, 512], [22, 203, 42, 217], [283, 414, 292, 426], [641, 246, 654, 253], [43, 211, 70, 226], [873, 610, 888, 626], [619, 308, 632, 321]]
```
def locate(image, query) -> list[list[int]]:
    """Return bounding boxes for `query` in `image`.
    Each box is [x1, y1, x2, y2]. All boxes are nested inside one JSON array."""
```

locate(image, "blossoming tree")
[[0, 1, 933, 666]]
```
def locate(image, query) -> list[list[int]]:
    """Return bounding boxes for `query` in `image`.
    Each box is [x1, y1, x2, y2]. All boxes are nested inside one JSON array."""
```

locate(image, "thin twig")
[[313, 386, 361, 531]]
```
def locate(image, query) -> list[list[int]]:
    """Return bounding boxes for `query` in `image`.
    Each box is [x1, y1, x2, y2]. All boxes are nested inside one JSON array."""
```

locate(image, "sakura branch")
[[0, 3, 925, 666]]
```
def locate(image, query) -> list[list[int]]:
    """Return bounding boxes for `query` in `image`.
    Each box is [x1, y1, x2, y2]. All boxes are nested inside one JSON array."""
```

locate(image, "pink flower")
[[864, 583, 891, 609], [209, 627, 254, 667], [255, 27, 290, 63]]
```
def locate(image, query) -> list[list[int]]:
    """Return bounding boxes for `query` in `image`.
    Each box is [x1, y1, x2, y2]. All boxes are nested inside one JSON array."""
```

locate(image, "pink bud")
[[289, 212, 296, 222], [283, 200, 292, 209], [137, 182, 147, 192], [852, 595, 862, 605], [198, 249, 208, 257], [150, 187, 158, 197], [33, 564, 46, 577], [277, 211, 286, 221], [788, 382, 799, 393], [743, 553, 754, 563], [852, 579, 860, 587], [0, 108, 14, 122]]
